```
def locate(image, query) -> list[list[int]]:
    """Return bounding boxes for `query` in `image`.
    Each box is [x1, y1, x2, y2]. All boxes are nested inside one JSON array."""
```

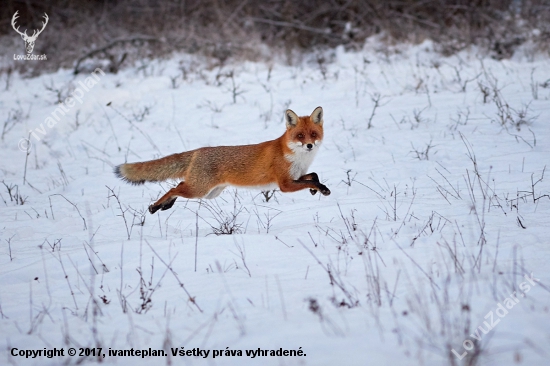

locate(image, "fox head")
[[285, 106, 324, 153]]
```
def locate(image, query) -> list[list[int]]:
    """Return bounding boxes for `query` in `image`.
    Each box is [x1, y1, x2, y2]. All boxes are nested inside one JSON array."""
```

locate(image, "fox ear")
[[285, 109, 299, 129], [310, 106, 323, 125]]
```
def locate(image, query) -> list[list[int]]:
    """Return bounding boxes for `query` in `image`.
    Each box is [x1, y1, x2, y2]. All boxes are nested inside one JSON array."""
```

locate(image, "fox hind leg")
[[148, 181, 211, 214], [149, 197, 177, 214]]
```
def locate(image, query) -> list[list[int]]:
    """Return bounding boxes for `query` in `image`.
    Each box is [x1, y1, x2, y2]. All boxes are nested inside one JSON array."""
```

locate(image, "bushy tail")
[[114, 152, 192, 185]]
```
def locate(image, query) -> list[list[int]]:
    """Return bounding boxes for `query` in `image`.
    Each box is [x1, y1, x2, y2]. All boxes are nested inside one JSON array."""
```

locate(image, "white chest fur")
[[285, 148, 318, 179]]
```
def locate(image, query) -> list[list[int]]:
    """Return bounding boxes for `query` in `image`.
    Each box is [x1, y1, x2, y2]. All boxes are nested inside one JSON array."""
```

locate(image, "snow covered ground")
[[1, 41, 550, 365]]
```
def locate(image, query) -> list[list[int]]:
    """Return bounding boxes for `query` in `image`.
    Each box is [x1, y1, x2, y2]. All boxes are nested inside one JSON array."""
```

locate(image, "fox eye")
[[297, 133, 304, 139], [311, 132, 317, 138]]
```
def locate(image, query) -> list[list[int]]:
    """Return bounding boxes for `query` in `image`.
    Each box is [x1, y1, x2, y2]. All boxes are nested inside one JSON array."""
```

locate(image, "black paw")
[[161, 198, 177, 211], [148, 204, 160, 214], [319, 185, 331, 196], [148, 198, 176, 214], [310, 189, 317, 195]]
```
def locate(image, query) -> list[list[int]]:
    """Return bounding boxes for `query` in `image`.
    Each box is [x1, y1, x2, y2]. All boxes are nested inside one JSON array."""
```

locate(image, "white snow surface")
[[1, 41, 550, 365]]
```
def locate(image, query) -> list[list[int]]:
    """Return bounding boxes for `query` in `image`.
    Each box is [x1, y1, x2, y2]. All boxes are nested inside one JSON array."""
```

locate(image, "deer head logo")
[[11, 11, 49, 54]]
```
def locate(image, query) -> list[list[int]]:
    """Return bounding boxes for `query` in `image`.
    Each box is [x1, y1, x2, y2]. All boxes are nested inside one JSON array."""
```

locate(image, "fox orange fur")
[[114, 106, 330, 214]]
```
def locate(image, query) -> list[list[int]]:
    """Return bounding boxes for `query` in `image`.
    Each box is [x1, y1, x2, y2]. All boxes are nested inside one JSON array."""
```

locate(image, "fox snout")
[[305, 142, 320, 151]]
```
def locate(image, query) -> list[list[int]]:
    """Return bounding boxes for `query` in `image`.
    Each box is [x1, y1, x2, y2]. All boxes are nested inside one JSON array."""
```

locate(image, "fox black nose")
[[307, 143, 313, 149]]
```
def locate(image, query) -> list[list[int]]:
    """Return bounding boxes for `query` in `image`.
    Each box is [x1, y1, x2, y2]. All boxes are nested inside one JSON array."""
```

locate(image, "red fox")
[[115, 106, 330, 214]]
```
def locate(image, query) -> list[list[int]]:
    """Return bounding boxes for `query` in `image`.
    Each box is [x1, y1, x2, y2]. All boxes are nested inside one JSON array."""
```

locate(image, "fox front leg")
[[279, 174, 330, 196], [298, 172, 327, 195]]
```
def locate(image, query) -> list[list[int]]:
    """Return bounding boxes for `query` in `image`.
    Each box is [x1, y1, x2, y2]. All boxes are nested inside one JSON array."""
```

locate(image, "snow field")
[[1, 41, 550, 365]]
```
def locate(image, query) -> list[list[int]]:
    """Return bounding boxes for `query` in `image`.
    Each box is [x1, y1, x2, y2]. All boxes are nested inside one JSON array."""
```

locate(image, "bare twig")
[[145, 240, 203, 313], [49, 194, 87, 230]]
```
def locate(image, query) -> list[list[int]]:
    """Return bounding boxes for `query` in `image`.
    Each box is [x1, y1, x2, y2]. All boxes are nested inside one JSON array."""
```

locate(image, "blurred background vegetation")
[[1, 0, 549, 75]]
